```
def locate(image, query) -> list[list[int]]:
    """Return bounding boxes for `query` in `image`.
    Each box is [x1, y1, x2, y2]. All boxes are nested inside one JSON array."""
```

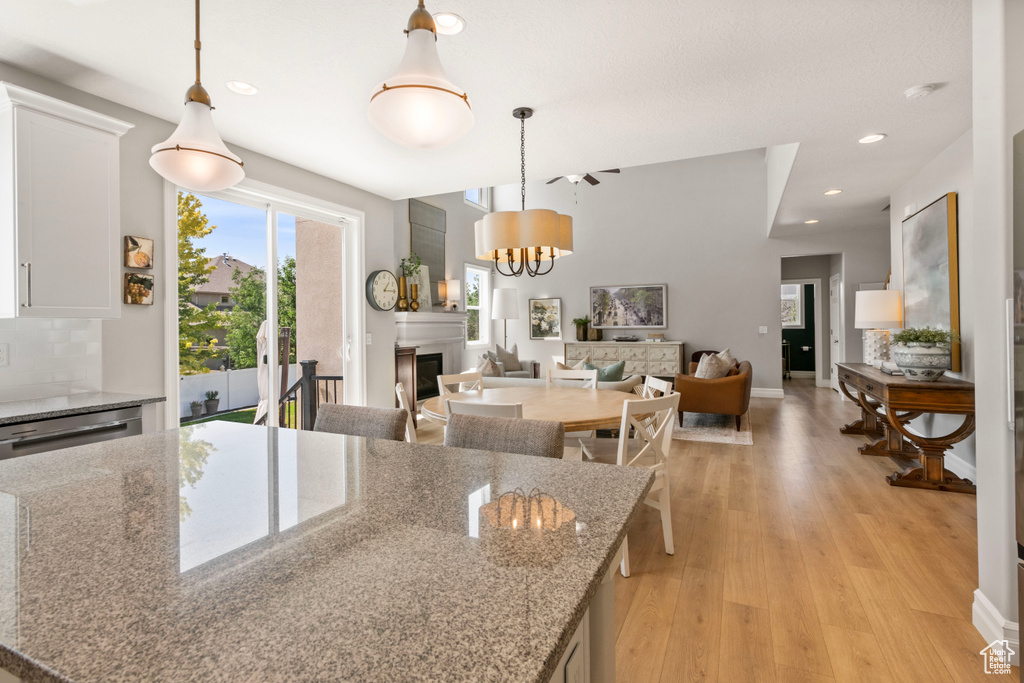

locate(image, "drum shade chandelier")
[[150, 0, 244, 192], [475, 108, 573, 277], [368, 1, 474, 149]]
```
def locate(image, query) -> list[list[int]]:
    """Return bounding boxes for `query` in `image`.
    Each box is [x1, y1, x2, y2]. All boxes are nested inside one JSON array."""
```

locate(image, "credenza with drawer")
[[564, 341, 685, 377]]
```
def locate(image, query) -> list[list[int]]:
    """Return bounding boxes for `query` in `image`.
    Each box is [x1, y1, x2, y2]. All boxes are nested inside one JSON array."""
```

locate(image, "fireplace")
[[416, 353, 444, 401]]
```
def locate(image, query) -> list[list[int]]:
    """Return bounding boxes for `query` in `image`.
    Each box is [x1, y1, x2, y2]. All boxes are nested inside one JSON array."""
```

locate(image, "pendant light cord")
[[520, 115, 526, 211], [194, 0, 202, 84]]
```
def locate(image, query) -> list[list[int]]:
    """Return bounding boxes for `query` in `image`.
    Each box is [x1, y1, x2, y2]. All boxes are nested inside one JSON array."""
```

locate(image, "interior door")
[[830, 274, 842, 392]]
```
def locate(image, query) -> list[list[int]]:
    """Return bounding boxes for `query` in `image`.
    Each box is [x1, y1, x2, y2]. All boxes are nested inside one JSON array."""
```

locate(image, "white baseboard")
[[973, 589, 1020, 666], [789, 370, 816, 379], [944, 451, 977, 483], [751, 388, 785, 399]]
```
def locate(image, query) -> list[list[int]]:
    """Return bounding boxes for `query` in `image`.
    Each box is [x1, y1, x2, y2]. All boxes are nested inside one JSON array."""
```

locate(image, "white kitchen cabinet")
[[0, 83, 133, 318]]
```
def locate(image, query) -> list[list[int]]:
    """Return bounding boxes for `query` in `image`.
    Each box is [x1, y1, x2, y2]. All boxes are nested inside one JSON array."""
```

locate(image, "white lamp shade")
[[150, 101, 244, 192], [491, 288, 519, 320], [445, 279, 461, 302], [855, 290, 903, 329], [474, 211, 573, 262], [368, 29, 473, 149]]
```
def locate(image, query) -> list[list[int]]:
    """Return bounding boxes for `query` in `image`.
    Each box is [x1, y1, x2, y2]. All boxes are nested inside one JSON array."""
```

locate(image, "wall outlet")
[[758, 326, 769, 334], [366, 333, 372, 345], [0, 343, 8, 367]]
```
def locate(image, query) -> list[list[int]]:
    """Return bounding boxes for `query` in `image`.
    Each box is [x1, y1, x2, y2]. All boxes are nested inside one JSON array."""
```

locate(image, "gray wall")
[[0, 61, 398, 421], [781, 254, 834, 384]]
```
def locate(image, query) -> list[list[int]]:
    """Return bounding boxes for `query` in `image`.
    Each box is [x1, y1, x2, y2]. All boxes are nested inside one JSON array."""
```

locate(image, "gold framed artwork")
[[124, 235, 154, 269], [901, 192, 961, 371], [529, 297, 562, 340], [125, 273, 154, 305]]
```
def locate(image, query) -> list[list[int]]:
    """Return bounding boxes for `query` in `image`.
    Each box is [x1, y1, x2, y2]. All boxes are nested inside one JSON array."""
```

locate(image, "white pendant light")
[[474, 108, 573, 277], [150, 0, 244, 193], [368, 1, 473, 149]]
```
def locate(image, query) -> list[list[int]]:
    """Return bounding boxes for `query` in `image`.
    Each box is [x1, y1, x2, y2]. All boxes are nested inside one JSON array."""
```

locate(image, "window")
[[464, 187, 491, 211], [781, 284, 803, 328], [464, 264, 490, 346], [221, 295, 230, 304]]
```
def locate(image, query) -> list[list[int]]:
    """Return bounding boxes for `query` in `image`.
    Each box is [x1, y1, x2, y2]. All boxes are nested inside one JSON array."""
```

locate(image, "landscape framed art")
[[901, 192, 961, 371], [529, 297, 562, 340], [590, 284, 667, 329]]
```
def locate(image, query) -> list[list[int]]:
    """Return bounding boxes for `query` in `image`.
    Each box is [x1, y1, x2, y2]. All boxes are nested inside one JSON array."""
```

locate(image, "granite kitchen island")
[[0, 421, 652, 682]]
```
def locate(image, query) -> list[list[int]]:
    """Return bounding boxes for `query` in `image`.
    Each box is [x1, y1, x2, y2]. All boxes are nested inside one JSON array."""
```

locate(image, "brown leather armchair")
[[674, 352, 753, 430]]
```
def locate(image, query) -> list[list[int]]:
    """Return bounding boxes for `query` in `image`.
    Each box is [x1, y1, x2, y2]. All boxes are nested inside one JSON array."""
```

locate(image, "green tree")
[[177, 192, 225, 375], [466, 275, 480, 341], [225, 257, 297, 369]]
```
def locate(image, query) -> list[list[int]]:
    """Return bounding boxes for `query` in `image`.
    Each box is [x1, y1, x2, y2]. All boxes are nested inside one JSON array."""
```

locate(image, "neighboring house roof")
[[195, 254, 256, 295]]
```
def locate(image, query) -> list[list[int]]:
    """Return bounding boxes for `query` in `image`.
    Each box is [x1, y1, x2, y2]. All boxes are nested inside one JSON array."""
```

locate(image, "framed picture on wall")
[[528, 298, 562, 340], [590, 284, 667, 329], [124, 235, 154, 269], [901, 192, 961, 371]]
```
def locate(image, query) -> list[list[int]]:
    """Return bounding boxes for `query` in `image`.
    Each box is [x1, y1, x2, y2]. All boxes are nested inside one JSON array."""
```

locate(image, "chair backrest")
[[395, 382, 417, 443], [641, 375, 675, 398], [547, 367, 598, 388], [614, 393, 681, 469], [445, 399, 523, 418], [313, 404, 408, 441], [443, 413, 565, 459], [438, 371, 483, 396]]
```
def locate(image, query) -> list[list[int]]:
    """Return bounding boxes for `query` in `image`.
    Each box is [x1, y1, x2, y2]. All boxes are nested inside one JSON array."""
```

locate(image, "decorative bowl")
[[892, 342, 951, 381]]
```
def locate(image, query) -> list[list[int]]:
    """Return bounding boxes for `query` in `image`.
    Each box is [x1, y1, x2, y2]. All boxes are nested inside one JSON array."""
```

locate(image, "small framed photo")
[[124, 235, 154, 269], [529, 297, 562, 340], [125, 273, 154, 305]]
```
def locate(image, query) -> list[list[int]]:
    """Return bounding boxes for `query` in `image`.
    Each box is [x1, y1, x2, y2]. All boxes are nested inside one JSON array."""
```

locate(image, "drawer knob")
[[866, 384, 874, 391]]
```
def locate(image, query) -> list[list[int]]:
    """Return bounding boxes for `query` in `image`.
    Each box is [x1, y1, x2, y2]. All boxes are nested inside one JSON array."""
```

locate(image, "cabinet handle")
[[20, 263, 31, 307], [866, 384, 874, 391]]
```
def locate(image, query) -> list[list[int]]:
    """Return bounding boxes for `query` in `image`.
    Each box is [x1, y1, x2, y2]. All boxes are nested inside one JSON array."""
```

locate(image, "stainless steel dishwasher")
[[0, 407, 142, 460]]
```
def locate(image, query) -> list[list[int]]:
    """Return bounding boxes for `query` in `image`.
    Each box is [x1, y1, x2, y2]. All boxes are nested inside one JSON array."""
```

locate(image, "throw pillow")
[[716, 348, 737, 367], [694, 353, 731, 379], [583, 360, 625, 383], [479, 353, 505, 376], [495, 344, 522, 372], [476, 357, 502, 377], [557, 357, 591, 371], [555, 362, 572, 371]]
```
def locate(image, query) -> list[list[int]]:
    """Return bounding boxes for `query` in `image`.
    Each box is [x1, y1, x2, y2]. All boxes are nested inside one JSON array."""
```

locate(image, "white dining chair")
[[445, 399, 523, 418], [395, 381, 417, 443], [547, 367, 598, 388], [577, 392, 681, 577], [638, 375, 674, 398], [437, 371, 483, 396]]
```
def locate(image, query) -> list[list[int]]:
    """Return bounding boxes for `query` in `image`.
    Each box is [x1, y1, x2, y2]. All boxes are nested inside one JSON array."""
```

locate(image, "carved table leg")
[[884, 408, 976, 494], [838, 379, 884, 437], [854, 391, 922, 458]]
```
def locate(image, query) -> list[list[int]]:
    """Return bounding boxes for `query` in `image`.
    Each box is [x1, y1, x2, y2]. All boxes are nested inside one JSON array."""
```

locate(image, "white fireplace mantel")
[[394, 311, 468, 375]]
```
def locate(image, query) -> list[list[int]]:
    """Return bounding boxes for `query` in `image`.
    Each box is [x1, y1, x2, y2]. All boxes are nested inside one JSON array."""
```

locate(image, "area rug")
[[672, 412, 753, 446]]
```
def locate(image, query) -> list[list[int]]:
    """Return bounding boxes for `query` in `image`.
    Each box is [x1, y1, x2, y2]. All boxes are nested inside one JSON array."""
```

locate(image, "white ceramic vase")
[[891, 342, 951, 381]]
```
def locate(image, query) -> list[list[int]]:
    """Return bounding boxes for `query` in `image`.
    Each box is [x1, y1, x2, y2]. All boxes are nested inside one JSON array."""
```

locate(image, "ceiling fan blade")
[[583, 174, 600, 186], [598, 169, 620, 174], [546, 177, 563, 184]]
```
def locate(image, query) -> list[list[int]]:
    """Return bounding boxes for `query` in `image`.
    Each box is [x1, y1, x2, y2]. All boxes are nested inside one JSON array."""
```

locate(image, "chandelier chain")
[[520, 116, 526, 211]]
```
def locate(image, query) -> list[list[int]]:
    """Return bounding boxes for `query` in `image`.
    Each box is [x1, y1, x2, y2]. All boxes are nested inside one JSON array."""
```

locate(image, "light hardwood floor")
[[415, 379, 1015, 682]]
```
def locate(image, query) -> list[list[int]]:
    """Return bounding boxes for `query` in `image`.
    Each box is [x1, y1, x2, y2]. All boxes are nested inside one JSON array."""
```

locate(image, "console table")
[[564, 341, 684, 377], [836, 363, 975, 494]]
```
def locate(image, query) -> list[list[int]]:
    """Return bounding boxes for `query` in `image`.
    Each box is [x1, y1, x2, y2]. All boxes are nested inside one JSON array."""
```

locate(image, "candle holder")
[[410, 283, 420, 312]]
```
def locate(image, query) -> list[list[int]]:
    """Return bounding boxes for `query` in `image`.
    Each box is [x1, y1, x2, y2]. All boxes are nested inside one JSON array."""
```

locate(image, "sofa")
[[674, 350, 753, 430]]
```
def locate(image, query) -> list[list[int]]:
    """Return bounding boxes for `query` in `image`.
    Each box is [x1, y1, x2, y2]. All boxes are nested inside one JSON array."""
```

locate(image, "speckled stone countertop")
[[0, 392, 166, 425], [0, 421, 653, 682]]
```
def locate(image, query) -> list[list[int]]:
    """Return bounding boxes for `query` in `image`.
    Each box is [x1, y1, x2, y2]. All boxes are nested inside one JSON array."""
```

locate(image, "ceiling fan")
[[546, 169, 620, 186]]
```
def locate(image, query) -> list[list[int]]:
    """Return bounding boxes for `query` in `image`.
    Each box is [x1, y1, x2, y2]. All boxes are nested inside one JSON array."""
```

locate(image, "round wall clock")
[[366, 270, 399, 311]]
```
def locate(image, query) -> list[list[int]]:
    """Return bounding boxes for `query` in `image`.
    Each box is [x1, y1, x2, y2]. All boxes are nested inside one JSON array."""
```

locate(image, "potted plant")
[[397, 252, 421, 312], [203, 390, 220, 415], [189, 400, 203, 419], [572, 316, 590, 342], [891, 326, 960, 381]]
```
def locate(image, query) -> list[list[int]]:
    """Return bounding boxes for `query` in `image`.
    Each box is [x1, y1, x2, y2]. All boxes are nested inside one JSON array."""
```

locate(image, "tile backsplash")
[[0, 318, 101, 402]]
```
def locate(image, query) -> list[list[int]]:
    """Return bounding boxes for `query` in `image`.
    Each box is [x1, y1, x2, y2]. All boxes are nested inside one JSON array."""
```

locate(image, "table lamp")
[[855, 290, 903, 364], [491, 288, 519, 349], [440, 279, 461, 310]]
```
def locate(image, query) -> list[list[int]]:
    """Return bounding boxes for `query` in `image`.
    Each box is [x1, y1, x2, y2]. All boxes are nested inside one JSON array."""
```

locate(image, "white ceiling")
[[0, 0, 971, 234]]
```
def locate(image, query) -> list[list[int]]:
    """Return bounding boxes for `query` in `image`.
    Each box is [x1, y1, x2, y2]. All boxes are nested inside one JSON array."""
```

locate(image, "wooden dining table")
[[421, 385, 636, 431]]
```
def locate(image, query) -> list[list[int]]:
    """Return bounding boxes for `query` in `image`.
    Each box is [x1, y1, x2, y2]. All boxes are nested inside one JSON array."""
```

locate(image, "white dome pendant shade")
[[150, 0, 244, 193], [150, 100, 244, 192], [368, 1, 473, 149]]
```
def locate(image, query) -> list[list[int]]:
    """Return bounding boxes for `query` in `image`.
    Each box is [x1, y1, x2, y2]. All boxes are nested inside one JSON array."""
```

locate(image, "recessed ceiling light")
[[226, 80, 259, 95], [905, 84, 935, 100], [858, 133, 887, 144], [804, 219, 819, 224], [824, 189, 843, 196], [433, 12, 465, 35]]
